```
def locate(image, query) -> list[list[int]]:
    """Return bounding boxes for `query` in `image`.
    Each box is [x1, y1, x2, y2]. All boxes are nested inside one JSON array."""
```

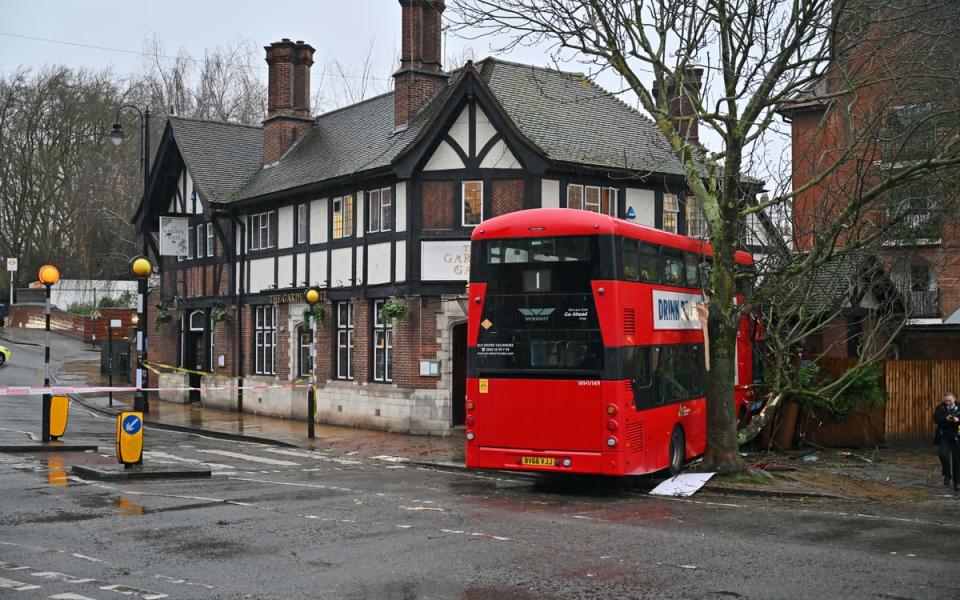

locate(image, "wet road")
[[1, 339, 958, 599]]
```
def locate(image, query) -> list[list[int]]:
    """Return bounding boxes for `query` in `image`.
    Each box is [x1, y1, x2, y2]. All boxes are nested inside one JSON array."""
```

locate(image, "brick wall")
[[391, 296, 440, 389], [492, 179, 524, 216], [422, 180, 454, 229]]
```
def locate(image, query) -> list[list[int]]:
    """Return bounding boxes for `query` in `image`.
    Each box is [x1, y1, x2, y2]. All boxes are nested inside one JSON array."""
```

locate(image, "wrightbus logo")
[[518, 308, 555, 321]]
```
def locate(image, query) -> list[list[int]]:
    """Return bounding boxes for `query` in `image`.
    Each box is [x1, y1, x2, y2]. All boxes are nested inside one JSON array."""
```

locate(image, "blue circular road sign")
[[122, 414, 142, 435]]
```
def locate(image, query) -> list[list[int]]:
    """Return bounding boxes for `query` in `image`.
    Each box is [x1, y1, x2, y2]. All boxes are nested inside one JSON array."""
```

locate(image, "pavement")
[[2, 326, 952, 500]]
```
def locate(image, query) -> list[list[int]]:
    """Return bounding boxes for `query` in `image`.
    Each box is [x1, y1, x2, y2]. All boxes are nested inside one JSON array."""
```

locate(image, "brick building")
[[136, 0, 769, 433], [780, 1, 960, 358]]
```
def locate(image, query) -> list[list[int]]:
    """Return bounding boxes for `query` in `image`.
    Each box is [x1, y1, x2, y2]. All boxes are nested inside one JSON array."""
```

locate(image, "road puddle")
[[45, 459, 68, 487], [115, 496, 145, 516]]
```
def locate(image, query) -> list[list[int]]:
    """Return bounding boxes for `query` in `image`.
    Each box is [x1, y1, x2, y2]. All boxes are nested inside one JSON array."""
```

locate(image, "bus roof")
[[472, 208, 753, 265]]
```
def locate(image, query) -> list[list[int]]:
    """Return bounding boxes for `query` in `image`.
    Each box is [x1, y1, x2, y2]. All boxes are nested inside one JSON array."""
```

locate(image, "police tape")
[[143, 361, 309, 385], [0, 382, 311, 396]]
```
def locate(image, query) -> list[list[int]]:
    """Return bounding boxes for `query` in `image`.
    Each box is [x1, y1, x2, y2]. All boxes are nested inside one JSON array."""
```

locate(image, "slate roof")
[[225, 58, 687, 202], [477, 59, 685, 175], [234, 92, 429, 201], [167, 117, 263, 205], [774, 249, 901, 315]]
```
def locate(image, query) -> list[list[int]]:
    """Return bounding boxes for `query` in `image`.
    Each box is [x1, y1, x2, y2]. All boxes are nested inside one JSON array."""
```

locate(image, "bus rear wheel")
[[669, 427, 685, 476]]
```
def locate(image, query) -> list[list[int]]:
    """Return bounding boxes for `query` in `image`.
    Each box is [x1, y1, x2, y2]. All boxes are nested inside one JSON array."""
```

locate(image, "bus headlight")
[[606, 436, 617, 448], [466, 431, 476, 441]]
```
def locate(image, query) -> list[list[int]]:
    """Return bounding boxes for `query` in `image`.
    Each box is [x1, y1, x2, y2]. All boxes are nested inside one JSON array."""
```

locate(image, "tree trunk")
[[702, 304, 745, 473]]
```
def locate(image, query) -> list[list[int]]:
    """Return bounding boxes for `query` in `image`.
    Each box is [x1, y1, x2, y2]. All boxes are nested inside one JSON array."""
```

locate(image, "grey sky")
[[0, 1, 788, 190], [0, 1, 544, 90]]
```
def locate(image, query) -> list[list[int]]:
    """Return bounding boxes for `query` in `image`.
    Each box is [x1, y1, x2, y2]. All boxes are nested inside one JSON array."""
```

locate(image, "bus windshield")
[[472, 236, 604, 376]]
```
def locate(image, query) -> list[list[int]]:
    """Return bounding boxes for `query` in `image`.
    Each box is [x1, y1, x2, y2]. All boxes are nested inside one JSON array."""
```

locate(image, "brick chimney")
[[263, 39, 315, 164], [652, 68, 703, 144], [394, 0, 447, 128]]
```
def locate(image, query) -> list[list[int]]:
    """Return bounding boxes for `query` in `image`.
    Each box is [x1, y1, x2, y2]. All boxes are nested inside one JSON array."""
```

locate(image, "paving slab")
[[71, 463, 211, 481]]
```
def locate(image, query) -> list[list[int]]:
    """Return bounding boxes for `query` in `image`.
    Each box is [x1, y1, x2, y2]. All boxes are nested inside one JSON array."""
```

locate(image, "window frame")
[[206, 223, 215, 257], [336, 301, 354, 380], [685, 195, 707, 238], [462, 181, 483, 227], [254, 305, 277, 375], [187, 226, 194, 259], [248, 211, 276, 251], [567, 184, 617, 216], [196, 225, 206, 258], [333, 195, 354, 239], [372, 300, 393, 383], [297, 204, 308, 245], [663, 193, 679, 234]]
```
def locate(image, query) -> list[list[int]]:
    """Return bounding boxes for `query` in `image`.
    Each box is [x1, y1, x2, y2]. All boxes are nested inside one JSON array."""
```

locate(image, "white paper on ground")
[[649, 472, 715, 497]]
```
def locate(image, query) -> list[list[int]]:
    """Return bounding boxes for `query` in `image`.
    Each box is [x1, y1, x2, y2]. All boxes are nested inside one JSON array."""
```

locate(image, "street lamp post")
[[129, 257, 152, 413], [38, 264, 60, 443], [111, 106, 151, 413], [304, 287, 321, 439]]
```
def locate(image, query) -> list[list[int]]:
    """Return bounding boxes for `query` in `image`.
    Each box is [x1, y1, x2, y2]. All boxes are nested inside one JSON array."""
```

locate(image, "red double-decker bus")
[[465, 208, 754, 476]]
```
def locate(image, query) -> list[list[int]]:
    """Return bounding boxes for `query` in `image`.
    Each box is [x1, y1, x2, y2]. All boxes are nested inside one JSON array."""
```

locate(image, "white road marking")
[[31, 572, 94, 584], [229, 477, 355, 493], [0, 576, 41, 590], [372, 455, 409, 463], [49, 594, 99, 600], [99, 584, 167, 599], [194, 449, 299, 466], [71, 554, 104, 563], [399, 506, 445, 512], [141, 451, 234, 470]]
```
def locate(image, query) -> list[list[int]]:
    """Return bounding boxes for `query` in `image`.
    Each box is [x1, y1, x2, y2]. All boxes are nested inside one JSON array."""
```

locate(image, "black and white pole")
[[130, 258, 152, 414], [305, 287, 321, 439], [110, 105, 151, 413], [37, 265, 60, 443]]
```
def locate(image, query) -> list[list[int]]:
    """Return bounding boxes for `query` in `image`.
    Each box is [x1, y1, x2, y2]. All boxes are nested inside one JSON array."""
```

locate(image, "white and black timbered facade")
[[136, 0, 766, 434]]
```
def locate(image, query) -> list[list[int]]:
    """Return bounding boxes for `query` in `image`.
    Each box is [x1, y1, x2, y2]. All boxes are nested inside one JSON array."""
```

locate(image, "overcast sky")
[[0, 0, 788, 190], [0, 1, 552, 93]]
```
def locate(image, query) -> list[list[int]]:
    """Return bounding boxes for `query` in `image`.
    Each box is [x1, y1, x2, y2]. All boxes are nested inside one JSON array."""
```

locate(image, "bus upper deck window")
[[486, 241, 503, 264]]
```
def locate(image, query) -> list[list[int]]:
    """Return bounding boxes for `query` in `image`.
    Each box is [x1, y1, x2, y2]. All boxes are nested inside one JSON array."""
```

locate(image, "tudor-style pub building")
[[138, 0, 724, 434]]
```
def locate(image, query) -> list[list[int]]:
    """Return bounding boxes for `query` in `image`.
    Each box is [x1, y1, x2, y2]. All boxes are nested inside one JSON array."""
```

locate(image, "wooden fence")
[[884, 360, 960, 443], [804, 358, 960, 445]]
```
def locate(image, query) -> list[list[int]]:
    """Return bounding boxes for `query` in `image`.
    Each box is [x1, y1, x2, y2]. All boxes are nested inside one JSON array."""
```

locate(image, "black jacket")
[[934, 403, 960, 438]]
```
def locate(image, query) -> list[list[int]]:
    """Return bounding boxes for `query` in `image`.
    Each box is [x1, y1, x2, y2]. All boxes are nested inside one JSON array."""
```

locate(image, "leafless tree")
[[450, 0, 960, 472]]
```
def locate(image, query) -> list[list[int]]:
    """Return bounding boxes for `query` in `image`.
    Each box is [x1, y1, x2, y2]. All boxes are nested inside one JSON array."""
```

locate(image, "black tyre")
[[668, 426, 685, 476]]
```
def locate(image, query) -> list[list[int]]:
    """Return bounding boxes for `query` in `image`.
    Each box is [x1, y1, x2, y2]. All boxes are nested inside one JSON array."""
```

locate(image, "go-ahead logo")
[[518, 308, 555, 322]]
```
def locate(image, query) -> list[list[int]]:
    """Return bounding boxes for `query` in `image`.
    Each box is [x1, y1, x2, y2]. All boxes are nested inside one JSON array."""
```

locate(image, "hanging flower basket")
[[381, 299, 407, 324], [302, 303, 326, 326], [210, 307, 232, 325], [154, 308, 172, 325]]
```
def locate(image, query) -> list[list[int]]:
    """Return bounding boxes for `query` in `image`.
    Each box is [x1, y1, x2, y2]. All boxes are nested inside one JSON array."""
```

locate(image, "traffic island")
[[71, 463, 211, 481], [0, 442, 99, 453]]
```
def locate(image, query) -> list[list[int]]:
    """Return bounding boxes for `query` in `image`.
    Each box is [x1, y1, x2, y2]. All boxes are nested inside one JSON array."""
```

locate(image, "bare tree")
[[450, 0, 960, 472]]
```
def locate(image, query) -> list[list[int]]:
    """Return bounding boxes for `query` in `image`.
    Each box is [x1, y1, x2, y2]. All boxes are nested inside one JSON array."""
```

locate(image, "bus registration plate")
[[521, 456, 556, 467]]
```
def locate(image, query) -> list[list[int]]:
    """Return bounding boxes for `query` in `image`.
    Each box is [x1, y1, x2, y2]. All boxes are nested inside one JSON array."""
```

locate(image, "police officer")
[[933, 392, 960, 490]]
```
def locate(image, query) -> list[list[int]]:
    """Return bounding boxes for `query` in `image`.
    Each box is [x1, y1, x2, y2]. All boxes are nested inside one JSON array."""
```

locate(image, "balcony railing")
[[898, 287, 940, 319]]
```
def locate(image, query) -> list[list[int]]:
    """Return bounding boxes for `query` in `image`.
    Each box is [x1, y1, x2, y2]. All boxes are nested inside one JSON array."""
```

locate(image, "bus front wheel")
[[669, 427, 685, 476]]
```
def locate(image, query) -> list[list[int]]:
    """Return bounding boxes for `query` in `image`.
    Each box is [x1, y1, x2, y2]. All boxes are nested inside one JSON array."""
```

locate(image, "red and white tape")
[[0, 383, 311, 396]]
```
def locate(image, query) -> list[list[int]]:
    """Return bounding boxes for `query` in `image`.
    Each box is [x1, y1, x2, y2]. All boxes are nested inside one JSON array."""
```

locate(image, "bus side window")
[[661, 251, 686, 287], [638, 242, 659, 282], [660, 346, 691, 403], [622, 238, 640, 281], [684, 253, 700, 289], [632, 346, 656, 409]]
